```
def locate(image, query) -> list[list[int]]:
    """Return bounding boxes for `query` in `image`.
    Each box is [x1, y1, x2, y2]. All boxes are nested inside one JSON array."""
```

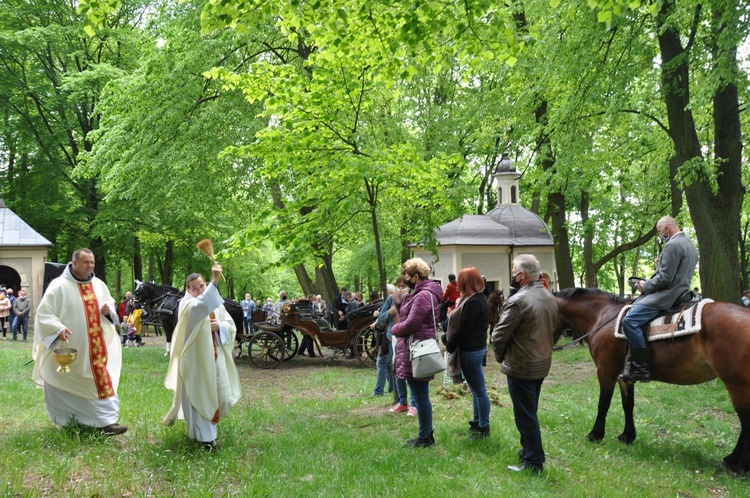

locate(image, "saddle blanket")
[[614, 299, 713, 342]]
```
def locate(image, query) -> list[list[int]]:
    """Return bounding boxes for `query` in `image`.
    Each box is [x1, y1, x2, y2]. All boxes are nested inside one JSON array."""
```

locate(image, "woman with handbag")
[[444, 267, 491, 439], [391, 258, 443, 448]]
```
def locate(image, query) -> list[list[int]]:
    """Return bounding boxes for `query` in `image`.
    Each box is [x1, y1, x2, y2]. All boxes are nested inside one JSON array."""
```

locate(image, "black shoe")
[[468, 421, 480, 434], [404, 431, 435, 448], [201, 440, 217, 452], [507, 464, 543, 475], [618, 347, 651, 383], [469, 425, 490, 440], [100, 424, 128, 436]]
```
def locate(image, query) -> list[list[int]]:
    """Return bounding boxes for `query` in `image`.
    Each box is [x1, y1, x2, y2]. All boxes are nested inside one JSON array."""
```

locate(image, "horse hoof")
[[587, 433, 603, 443], [722, 456, 747, 475], [617, 433, 635, 445]]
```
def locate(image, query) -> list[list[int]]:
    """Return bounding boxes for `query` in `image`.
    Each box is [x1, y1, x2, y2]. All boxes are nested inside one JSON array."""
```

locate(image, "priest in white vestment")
[[32, 248, 127, 435], [163, 264, 241, 450]]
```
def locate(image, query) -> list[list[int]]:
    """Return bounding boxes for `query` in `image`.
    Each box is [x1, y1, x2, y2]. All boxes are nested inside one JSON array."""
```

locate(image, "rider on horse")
[[619, 216, 698, 383]]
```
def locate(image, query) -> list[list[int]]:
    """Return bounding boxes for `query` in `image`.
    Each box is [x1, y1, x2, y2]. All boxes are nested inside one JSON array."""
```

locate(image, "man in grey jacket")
[[620, 216, 698, 383], [11, 290, 31, 341]]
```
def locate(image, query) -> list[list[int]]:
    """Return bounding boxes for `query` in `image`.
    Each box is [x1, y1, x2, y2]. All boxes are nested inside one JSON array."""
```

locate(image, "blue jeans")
[[405, 378, 433, 439], [460, 349, 490, 428], [373, 341, 394, 395], [622, 304, 660, 348], [244, 317, 254, 335], [507, 376, 545, 467], [12, 315, 29, 341], [396, 377, 416, 406]]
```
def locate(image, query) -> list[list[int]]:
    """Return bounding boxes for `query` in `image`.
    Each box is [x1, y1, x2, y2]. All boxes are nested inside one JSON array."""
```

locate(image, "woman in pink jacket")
[[391, 258, 443, 448]]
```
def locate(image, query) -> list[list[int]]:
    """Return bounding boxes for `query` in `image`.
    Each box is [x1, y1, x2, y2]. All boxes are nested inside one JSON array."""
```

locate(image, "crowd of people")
[[13, 217, 736, 471], [0, 285, 31, 341]]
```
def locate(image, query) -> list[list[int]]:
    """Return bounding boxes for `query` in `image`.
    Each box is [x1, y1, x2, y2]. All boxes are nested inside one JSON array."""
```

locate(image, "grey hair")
[[513, 254, 541, 280], [72, 248, 94, 261], [386, 284, 396, 295]]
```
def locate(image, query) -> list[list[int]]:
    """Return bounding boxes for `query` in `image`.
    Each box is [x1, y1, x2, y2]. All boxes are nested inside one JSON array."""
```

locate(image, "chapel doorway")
[[0, 265, 22, 294]]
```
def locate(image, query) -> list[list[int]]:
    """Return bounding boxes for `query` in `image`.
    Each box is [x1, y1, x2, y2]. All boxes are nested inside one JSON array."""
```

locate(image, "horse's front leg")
[[616, 380, 636, 444], [589, 374, 618, 443]]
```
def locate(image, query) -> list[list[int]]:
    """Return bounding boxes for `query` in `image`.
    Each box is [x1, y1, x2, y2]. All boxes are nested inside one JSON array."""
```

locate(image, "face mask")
[[510, 273, 522, 290], [405, 275, 416, 290], [658, 231, 670, 244]]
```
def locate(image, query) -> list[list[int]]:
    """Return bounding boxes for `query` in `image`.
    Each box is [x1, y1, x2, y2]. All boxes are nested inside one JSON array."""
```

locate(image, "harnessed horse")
[[134, 280, 182, 345], [554, 287, 750, 474], [134, 280, 245, 345]]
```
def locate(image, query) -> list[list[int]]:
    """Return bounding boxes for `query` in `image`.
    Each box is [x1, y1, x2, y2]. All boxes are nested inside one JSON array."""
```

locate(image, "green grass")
[[0, 337, 747, 497]]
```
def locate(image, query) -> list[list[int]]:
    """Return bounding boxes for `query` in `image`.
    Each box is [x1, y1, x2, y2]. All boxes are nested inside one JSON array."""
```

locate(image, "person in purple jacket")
[[391, 257, 443, 448]]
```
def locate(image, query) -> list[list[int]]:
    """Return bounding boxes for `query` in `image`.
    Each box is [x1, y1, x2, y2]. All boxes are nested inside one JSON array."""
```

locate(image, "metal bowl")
[[53, 347, 78, 373]]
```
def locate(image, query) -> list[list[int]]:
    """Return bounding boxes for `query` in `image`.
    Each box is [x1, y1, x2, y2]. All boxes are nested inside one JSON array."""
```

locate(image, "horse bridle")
[[553, 310, 621, 352]]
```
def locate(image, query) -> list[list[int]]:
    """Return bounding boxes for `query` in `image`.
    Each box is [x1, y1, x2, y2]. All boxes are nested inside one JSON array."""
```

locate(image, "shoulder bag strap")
[[428, 292, 438, 340], [408, 291, 439, 348]]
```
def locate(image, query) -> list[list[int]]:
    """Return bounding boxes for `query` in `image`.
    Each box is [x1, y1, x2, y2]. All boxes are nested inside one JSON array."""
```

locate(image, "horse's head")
[[553, 288, 626, 343], [134, 279, 146, 302]]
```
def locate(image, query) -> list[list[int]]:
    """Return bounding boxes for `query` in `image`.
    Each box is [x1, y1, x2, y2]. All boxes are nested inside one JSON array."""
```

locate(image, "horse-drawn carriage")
[[136, 281, 379, 370], [241, 300, 379, 369]]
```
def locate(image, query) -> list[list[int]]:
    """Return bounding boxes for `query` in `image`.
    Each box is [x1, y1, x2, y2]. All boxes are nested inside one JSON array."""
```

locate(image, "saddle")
[[614, 299, 713, 342]]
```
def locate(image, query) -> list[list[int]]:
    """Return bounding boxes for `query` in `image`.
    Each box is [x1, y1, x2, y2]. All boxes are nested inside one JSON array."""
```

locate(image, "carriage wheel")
[[247, 332, 286, 369], [281, 329, 300, 361], [353, 325, 378, 368]]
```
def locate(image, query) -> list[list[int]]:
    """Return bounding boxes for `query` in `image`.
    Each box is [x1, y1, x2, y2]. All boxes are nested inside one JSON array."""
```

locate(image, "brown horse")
[[555, 287, 750, 474], [488, 289, 504, 331]]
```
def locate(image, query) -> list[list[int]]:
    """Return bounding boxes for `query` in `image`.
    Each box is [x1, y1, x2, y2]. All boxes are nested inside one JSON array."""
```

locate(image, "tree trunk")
[[581, 191, 597, 288], [162, 240, 174, 286], [294, 264, 315, 297], [148, 253, 155, 282], [657, 0, 743, 303], [133, 236, 143, 282], [546, 190, 575, 289], [365, 178, 388, 296], [512, 6, 573, 290], [400, 226, 411, 264], [92, 235, 107, 284], [741, 220, 750, 293], [318, 253, 339, 307]]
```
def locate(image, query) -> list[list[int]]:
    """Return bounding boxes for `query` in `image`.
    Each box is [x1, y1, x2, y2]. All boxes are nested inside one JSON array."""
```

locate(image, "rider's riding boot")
[[619, 347, 651, 383]]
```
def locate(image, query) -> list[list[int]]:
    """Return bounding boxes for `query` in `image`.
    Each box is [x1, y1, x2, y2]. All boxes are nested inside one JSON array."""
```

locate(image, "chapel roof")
[[0, 198, 53, 247], [434, 204, 553, 247]]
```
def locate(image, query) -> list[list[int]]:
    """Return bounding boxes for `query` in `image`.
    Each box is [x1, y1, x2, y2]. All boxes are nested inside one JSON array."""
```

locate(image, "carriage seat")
[[314, 318, 331, 332]]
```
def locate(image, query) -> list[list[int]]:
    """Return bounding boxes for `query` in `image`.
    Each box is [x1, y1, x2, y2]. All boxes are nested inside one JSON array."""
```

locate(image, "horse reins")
[[553, 311, 620, 352]]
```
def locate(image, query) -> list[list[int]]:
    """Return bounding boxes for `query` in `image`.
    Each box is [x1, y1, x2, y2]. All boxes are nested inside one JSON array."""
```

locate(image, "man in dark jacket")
[[491, 254, 558, 475], [11, 290, 32, 341], [620, 216, 698, 383]]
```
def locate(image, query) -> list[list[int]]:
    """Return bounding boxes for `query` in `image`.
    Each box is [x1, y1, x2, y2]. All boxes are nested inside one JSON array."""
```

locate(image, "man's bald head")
[[656, 216, 679, 233]]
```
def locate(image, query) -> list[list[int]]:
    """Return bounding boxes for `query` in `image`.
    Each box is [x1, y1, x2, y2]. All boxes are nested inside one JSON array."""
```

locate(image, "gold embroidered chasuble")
[[32, 266, 121, 400]]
